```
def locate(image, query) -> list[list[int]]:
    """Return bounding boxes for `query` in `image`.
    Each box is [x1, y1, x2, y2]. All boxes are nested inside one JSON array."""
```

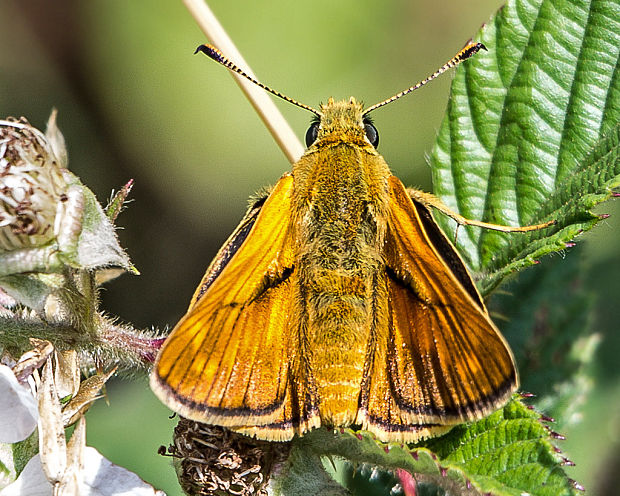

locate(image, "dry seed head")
[[166, 418, 290, 496]]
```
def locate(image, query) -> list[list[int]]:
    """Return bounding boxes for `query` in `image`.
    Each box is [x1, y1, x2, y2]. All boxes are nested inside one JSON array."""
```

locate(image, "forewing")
[[151, 174, 306, 433], [359, 177, 517, 440]]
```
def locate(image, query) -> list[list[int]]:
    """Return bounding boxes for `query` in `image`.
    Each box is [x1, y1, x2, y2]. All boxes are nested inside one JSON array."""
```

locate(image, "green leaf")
[[491, 247, 599, 429], [422, 397, 579, 496], [430, 0, 620, 295], [273, 397, 578, 496]]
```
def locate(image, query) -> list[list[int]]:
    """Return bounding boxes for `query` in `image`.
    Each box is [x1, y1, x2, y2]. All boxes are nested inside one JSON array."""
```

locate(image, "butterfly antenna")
[[363, 42, 487, 115], [195, 44, 322, 117]]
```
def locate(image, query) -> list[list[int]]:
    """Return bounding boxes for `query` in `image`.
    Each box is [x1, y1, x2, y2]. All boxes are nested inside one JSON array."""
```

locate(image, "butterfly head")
[[304, 97, 379, 149]]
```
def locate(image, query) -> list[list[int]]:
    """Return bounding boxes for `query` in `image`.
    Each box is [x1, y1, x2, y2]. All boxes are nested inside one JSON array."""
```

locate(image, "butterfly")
[[151, 42, 551, 442]]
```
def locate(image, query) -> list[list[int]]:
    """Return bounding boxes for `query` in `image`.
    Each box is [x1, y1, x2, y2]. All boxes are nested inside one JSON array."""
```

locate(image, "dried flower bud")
[[0, 113, 69, 252], [165, 418, 290, 496], [0, 111, 131, 282]]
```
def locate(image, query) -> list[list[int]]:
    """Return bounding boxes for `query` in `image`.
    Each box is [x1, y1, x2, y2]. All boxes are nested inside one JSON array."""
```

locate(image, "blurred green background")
[[1, 1, 618, 494]]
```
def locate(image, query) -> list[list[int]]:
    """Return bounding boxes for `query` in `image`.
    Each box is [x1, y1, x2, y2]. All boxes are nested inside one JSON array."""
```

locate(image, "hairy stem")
[[0, 315, 163, 371]]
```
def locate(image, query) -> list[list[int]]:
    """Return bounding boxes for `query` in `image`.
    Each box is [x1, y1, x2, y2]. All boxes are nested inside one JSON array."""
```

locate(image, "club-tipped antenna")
[[195, 44, 322, 117], [362, 42, 487, 116]]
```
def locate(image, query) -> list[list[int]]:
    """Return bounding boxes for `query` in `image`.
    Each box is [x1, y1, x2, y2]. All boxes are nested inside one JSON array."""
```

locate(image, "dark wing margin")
[[357, 176, 517, 443]]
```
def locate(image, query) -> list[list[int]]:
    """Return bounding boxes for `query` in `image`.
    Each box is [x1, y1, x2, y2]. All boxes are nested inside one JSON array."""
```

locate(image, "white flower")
[[0, 447, 166, 496], [0, 364, 38, 443]]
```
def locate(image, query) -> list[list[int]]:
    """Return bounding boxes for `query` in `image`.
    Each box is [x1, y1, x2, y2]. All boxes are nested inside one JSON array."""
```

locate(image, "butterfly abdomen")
[[302, 267, 373, 426]]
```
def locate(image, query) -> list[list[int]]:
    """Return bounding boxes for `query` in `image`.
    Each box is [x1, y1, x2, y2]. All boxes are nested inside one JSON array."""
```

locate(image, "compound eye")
[[305, 122, 320, 147], [364, 122, 379, 148]]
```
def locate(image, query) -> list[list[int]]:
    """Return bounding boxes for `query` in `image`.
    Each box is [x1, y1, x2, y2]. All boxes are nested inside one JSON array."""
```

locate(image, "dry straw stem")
[[183, 0, 304, 164]]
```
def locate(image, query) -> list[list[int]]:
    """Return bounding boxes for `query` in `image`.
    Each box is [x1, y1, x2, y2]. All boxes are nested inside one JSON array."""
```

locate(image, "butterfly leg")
[[406, 189, 555, 233]]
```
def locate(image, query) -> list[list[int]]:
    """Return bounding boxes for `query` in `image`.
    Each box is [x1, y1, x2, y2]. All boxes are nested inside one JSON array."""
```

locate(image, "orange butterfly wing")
[[150, 174, 318, 440], [358, 176, 517, 442]]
